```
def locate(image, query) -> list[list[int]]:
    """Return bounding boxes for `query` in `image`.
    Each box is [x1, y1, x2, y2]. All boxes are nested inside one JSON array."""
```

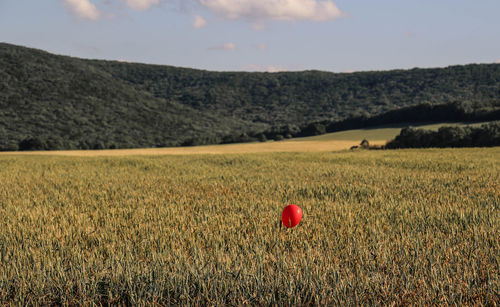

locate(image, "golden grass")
[[0, 148, 498, 305], [295, 121, 496, 142], [0, 140, 386, 156]]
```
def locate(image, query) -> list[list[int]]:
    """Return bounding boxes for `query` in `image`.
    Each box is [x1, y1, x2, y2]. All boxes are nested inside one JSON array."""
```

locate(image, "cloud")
[[255, 44, 268, 51], [266, 65, 287, 73], [61, 0, 344, 26], [496, 59, 500, 64], [62, 0, 101, 20], [243, 64, 287, 72], [198, 0, 343, 22], [193, 15, 207, 28], [208, 42, 237, 51], [120, 0, 160, 11]]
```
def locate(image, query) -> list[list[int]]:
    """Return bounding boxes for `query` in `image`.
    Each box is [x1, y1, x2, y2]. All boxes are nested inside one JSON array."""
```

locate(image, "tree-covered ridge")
[[95, 59, 500, 125], [0, 43, 261, 150], [215, 102, 500, 146], [1, 42, 500, 150], [385, 122, 500, 149]]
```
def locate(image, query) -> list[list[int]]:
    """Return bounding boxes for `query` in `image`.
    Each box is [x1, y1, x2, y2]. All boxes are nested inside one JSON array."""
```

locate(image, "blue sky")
[[1, 0, 499, 72]]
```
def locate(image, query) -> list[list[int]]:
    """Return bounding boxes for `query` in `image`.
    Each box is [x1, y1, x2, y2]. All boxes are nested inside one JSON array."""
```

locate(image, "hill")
[[0, 43, 262, 150], [93, 58, 500, 126], [1, 42, 500, 150]]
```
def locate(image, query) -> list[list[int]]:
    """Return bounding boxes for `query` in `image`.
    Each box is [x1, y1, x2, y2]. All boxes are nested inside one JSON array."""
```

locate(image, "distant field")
[[0, 148, 498, 305], [0, 122, 491, 156], [296, 121, 496, 142], [0, 140, 378, 156]]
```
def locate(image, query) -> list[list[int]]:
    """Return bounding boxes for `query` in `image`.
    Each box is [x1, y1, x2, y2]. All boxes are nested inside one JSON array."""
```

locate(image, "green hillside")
[[0, 43, 261, 150], [1, 42, 500, 150], [94, 59, 500, 125]]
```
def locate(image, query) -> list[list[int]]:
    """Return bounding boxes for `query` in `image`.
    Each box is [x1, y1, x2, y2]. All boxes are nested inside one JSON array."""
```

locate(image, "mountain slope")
[[1, 42, 499, 150], [93, 58, 500, 125], [0, 43, 262, 150]]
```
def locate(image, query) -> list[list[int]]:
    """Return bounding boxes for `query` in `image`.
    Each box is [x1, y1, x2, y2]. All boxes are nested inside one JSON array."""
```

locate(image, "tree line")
[[1, 42, 500, 151], [181, 102, 500, 146], [385, 122, 500, 149]]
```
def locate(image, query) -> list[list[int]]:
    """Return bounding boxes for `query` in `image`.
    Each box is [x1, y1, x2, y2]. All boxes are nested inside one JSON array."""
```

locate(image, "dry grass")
[[0, 140, 386, 156], [0, 148, 499, 305]]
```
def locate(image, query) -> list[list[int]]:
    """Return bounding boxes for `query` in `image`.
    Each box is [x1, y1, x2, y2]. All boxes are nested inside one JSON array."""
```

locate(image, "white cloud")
[[198, 0, 343, 22], [496, 59, 500, 64], [193, 15, 207, 28], [243, 64, 287, 72], [62, 0, 101, 20], [266, 65, 287, 73], [255, 44, 268, 51], [61, 0, 344, 25], [121, 0, 160, 11], [208, 42, 237, 51]]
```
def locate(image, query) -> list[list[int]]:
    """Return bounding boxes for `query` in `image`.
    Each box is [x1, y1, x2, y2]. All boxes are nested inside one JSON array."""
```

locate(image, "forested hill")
[[1, 42, 500, 150], [93, 58, 500, 125]]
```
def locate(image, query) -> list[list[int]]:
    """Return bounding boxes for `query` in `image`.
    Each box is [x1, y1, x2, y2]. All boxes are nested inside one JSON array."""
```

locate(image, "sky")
[[1, 0, 500, 72]]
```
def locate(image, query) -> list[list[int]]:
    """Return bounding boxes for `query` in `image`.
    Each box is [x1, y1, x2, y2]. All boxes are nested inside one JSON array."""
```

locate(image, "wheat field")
[[0, 148, 499, 305], [0, 140, 384, 156]]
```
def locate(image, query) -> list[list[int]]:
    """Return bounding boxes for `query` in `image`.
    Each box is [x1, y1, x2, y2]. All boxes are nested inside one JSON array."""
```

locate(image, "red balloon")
[[281, 204, 303, 228]]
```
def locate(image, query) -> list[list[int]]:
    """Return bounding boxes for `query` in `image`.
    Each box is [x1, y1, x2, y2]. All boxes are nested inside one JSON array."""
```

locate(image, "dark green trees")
[[1, 42, 500, 151], [385, 122, 500, 149]]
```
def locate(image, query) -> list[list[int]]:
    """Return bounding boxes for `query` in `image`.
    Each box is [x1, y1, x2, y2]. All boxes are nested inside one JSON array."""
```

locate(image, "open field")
[[295, 122, 497, 142], [0, 122, 491, 157], [0, 148, 498, 305], [0, 140, 379, 156]]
